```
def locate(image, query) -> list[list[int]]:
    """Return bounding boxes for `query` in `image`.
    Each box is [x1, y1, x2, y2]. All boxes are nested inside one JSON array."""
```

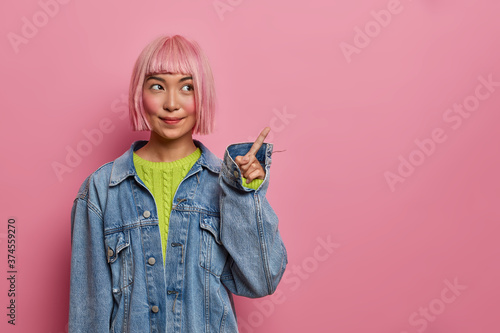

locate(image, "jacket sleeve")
[[69, 177, 113, 332], [219, 142, 288, 298]]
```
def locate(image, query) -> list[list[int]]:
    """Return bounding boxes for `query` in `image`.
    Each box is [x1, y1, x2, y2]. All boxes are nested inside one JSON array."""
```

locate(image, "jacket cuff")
[[222, 142, 273, 192]]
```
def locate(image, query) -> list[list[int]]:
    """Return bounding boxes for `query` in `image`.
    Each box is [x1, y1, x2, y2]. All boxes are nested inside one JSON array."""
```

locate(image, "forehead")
[[145, 73, 192, 81]]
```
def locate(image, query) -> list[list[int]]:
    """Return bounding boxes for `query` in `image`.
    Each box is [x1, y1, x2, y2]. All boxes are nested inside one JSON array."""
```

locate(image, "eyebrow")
[[146, 75, 193, 83]]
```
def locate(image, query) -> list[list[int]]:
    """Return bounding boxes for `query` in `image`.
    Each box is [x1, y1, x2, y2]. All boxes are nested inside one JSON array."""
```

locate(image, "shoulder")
[[76, 141, 144, 199], [75, 161, 115, 200], [194, 140, 223, 174]]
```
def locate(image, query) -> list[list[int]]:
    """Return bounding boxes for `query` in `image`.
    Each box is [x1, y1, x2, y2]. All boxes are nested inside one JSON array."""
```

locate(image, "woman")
[[69, 34, 287, 332]]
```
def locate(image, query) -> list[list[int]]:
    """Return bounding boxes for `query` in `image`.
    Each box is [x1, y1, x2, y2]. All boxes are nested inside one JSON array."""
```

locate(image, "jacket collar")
[[109, 140, 221, 186]]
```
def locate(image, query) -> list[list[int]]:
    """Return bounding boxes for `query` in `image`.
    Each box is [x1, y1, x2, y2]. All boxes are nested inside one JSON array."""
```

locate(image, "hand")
[[234, 127, 270, 184]]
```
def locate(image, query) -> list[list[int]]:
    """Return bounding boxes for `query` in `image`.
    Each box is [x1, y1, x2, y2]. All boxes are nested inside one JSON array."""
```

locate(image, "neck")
[[136, 132, 197, 162]]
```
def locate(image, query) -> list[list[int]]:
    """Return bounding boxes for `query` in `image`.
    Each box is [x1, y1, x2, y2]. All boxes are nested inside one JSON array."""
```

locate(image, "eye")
[[181, 84, 194, 92], [151, 83, 163, 90]]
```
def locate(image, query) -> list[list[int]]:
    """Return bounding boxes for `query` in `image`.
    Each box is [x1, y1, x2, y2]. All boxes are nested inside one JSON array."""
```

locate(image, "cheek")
[[183, 96, 196, 114], [142, 93, 160, 114]]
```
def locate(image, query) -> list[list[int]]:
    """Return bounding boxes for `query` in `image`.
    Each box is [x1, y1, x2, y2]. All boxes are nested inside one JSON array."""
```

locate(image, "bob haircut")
[[129, 35, 215, 134]]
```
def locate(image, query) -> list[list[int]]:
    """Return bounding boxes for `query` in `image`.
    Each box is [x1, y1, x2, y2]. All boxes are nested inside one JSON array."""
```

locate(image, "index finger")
[[247, 127, 271, 156]]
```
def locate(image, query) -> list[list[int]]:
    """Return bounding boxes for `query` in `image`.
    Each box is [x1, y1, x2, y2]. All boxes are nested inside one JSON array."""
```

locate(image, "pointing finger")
[[247, 127, 271, 157]]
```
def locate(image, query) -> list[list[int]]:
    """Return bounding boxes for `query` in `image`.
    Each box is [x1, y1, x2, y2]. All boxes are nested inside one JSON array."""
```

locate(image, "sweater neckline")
[[133, 147, 201, 170]]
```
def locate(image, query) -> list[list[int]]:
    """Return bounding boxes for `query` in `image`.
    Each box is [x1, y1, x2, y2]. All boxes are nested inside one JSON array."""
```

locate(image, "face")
[[142, 73, 196, 143]]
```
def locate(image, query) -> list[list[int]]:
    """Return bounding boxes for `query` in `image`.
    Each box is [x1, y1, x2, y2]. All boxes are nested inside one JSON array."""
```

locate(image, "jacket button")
[[143, 210, 151, 218], [148, 257, 156, 265], [151, 305, 159, 313], [107, 248, 114, 257], [233, 171, 239, 178]]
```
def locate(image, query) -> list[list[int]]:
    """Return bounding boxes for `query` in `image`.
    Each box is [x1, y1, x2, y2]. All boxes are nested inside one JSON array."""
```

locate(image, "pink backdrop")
[[1, 0, 499, 332]]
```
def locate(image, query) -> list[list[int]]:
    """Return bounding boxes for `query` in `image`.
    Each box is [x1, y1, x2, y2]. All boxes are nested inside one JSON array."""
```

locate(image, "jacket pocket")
[[105, 230, 134, 332], [105, 230, 134, 288], [199, 214, 228, 277]]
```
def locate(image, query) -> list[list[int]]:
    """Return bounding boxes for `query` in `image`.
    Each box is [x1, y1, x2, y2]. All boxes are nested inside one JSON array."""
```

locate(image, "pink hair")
[[129, 35, 216, 134]]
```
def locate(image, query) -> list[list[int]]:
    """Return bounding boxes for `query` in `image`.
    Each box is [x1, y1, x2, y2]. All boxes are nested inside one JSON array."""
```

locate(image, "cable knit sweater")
[[133, 147, 263, 264]]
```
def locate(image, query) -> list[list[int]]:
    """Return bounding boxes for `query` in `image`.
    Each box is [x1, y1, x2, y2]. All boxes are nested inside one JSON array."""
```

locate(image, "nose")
[[163, 90, 180, 112]]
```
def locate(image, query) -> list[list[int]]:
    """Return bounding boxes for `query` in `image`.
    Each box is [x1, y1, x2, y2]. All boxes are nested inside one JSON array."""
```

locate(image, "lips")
[[161, 117, 184, 124]]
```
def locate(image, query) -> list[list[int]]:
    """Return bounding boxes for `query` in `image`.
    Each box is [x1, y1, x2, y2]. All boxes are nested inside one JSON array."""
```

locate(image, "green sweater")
[[133, 148, 263, 264]]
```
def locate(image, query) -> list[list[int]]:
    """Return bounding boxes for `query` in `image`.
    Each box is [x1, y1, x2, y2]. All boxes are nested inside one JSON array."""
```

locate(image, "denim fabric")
[[69, 140, 287, 333]]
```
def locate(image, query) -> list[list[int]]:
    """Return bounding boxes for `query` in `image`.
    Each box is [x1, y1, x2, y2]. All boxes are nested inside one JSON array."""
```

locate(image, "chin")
[[160, 132, 191, 141]]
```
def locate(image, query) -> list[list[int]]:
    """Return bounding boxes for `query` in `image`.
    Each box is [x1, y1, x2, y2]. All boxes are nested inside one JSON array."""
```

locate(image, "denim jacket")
[[69, 139, 287, 333]]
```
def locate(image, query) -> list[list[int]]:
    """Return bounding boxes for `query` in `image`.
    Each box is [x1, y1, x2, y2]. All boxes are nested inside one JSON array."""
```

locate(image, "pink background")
[[1, 0, 499, 332]]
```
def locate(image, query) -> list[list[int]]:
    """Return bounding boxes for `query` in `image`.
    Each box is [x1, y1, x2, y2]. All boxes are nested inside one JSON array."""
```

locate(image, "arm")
[[69, 178, 113, 332], [240, 176, 263, 190], [219, 140, 288, 298]]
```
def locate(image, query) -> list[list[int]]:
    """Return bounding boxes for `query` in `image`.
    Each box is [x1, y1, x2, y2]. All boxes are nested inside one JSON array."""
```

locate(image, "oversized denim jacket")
[[69, 139, 287, 333]]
